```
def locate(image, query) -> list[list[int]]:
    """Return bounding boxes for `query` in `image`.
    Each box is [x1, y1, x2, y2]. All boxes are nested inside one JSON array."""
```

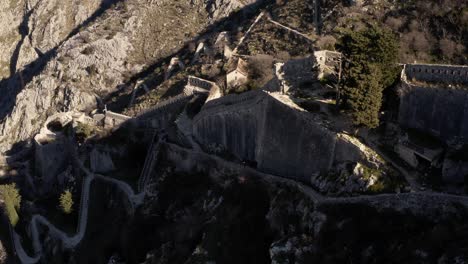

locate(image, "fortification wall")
[[187, 76, 215, 91], [199, 89, 264, 113], [404, 64, 468, 85], [131, 84, 207, 129], [134, 94, 193, 129], [398, 82, 468, 143], [281, 57, 318, 88], [193, 91, 378, 182], [255, 94, 336, 180]]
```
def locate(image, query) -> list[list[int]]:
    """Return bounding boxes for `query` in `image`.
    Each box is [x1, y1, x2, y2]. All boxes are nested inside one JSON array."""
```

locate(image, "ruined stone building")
[[227, 58, 250, 88], [214, 31, 233, 59], [398, 64, 468, 144], [164, 57, 185, 80], [278, 56, 319, 91], [33, 113, 95, 194], [397, 63, 468, 184], [313, 50, 342, 81], [186, 76, 222, 102]]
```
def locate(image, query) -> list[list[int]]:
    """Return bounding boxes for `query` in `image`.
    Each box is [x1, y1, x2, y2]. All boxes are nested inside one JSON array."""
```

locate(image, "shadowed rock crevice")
[[9, 2, 37, 77]]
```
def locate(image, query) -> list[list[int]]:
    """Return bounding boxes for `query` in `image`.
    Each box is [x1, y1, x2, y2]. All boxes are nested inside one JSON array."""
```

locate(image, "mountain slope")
[[0, 0, 262, 152]]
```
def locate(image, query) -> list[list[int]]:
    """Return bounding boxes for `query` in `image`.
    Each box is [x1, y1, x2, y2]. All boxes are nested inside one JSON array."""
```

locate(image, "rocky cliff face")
[[0, 0, 261, 152], [0, 0, 102, 78]]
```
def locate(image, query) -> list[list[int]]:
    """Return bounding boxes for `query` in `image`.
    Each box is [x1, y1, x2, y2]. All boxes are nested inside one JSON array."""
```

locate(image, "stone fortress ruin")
[[402, 64, 468, 85], [7, 5, 468, 262], [193, 90, 383, 183], [396, 63, 468, 185], [398, 63, 468, 144], [314, 50, 342, 81]]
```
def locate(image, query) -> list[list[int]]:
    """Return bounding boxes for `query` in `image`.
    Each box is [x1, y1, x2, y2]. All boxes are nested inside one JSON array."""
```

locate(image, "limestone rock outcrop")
[[0, 0, 103, 78], [0, 0, 264, 152]]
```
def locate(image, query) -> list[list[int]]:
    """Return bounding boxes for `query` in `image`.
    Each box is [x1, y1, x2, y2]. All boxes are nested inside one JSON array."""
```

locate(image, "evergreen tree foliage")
[[60, 190, 74, 214], [0, 183, 21, 226], [338, 24, 399, 128]]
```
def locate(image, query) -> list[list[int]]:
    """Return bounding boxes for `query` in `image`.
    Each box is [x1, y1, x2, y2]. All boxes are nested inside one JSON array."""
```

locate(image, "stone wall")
[[404, 64, 468, 85], [187, 76, 215, 91], [398, 82, 468, 143], [132, 94, 194, 130], [130, 84, 212, 130], [193, 91, 382, 182], [104, 111, 131, 129], [280, 57, 318, 88], [314, 50, 342, 80]]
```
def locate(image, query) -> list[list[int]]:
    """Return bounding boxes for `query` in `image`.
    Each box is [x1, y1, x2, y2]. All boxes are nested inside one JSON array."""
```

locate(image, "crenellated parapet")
[[397, 63, 468, 144], [403, 64, 468, 87]]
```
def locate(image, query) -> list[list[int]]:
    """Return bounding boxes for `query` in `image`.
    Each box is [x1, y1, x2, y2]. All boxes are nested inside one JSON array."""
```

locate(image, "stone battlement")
[[200, 89, 264, 112], [187, 76, 217, 91], [403, 64, 468, 86]]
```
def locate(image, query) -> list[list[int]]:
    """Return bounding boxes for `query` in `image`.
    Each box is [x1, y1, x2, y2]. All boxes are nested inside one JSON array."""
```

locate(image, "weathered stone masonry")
[[404, 64, 468, 85], [398, 64, 468, 144], [193, 90, 381, 183]]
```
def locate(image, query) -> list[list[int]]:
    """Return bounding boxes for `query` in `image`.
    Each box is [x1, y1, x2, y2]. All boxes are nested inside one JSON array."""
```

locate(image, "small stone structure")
[[186, 76, 222, 102], [128, 80, 150, 107], [227, 58, 249, 88], [276, 56, 319, 92], [187, 76, 217, 92], [164, 57, 185, 80], [314, 50, 342, 81], [191, 42, 209, 64], [214, 31, 233, 59], [33, 112, 90, 193]]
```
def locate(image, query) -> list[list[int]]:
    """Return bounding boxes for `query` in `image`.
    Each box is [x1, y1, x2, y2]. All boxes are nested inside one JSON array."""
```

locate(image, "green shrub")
[[75, 123, 94, 140], [0, 184, 21, 226], [59, 190, 73, 214], [368, 181, 386, 193]]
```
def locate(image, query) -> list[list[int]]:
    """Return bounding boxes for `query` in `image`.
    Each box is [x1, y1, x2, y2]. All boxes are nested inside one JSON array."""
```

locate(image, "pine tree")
[[338, 24, 399, 128]]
